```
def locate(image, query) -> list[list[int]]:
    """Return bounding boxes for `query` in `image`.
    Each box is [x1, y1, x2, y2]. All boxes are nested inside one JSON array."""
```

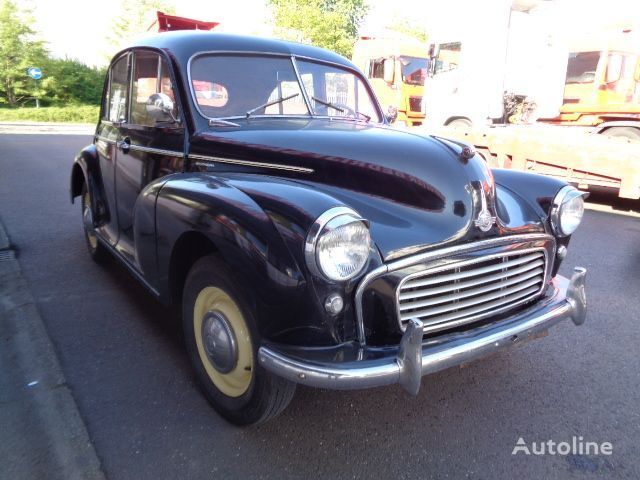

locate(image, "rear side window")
[[108, 55, 129, 123]]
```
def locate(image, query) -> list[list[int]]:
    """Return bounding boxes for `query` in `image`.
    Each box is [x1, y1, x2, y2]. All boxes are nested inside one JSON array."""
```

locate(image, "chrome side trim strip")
[[128, 144, 184, 157], [354, 233, 554, 345], [95, 137, 184, 158], [188, 153, 314, 174]]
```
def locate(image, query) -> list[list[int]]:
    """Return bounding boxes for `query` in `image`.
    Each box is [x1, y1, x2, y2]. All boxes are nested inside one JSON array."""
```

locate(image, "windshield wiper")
[[246, 93, 300, 118], [312, 97, 371, 122], [312, 97, 344, 113]]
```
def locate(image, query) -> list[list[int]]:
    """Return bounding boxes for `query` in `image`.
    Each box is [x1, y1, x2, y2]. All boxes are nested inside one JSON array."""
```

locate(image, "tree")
[[269, 0, 368, 58], [44, 58, 106, 105], [107, 0, 176, 56], [0, 0, 48, 105]]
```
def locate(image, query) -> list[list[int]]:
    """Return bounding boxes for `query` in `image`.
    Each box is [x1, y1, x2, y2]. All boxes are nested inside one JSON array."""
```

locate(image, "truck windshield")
[[399, 56, 428, 86], [190, 54, 381, 122]]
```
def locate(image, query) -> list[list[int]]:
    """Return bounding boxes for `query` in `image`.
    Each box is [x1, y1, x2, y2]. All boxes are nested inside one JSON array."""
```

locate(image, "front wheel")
[[81, 184, 109, 263], [182, 255, 296, 425]]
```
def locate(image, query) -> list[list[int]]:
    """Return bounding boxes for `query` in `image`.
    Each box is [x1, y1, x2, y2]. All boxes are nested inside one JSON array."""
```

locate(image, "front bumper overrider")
[[258, 267, 587, 395]]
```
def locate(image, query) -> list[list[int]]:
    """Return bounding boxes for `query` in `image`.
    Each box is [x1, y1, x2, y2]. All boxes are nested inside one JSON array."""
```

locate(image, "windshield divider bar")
[[290, 56, 314, 117]]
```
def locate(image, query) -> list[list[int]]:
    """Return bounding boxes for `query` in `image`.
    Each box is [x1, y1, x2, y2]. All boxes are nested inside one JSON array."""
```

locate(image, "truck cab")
[[352, 37, 428, 127], [553, 30, 640, 141]]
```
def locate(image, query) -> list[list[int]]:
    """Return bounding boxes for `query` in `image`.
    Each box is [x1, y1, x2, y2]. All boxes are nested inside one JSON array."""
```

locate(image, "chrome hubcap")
[[201, 311, 238, 374]]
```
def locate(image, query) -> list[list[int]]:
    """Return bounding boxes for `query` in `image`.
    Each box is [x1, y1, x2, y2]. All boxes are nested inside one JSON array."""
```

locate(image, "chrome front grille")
[[397, 249, 547, 334]]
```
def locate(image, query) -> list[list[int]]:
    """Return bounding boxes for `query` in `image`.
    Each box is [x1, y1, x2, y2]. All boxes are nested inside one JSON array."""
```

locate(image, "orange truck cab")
[[352, 37, 428, 127], [548, 29, 640, 141]]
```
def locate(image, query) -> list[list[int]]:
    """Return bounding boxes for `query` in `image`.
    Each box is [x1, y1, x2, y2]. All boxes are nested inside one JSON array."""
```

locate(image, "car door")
[[94, 52, 130, 246], [114, 49, 185, 267]]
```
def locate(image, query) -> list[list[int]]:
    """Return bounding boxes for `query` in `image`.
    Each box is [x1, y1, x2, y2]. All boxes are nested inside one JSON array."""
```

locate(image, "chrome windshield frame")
[[186, 50, 384, 124]]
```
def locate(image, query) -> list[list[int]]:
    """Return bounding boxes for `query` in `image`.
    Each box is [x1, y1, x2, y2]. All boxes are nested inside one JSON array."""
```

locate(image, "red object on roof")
[[152, 11, 219, 32]]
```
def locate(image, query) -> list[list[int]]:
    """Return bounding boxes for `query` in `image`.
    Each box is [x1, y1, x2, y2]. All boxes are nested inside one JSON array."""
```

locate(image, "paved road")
[[1, 134, 639, 479]]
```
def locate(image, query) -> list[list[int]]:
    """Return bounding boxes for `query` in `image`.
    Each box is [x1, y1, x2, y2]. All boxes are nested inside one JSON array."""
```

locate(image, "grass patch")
[[0, 105, 100, 123]]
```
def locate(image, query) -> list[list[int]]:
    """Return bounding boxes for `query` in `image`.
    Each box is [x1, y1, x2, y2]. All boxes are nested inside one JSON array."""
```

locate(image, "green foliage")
[[387, 18, 428, 43], [44, 58, 106, 105], [0, 0, 106, 112], [0, 105, 100, 123], [0, 0, 48, 105], [107, 0, 176, 55], [269, 0, 368, 58]]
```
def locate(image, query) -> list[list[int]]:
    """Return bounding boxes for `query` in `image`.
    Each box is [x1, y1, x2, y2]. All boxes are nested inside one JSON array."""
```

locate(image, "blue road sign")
[[27, 67, 42, 80]]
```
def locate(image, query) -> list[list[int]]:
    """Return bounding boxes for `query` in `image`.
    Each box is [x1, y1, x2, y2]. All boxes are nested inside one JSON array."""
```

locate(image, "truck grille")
[[397, 249, 547, 334]]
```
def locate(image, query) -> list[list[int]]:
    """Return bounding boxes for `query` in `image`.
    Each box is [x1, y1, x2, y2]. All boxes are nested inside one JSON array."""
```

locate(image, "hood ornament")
[[474, 183, 496, 232]]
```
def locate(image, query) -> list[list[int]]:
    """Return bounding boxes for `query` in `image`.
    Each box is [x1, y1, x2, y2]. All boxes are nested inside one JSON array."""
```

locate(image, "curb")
[[0, 122, 94, 135], [0, 220, 106, 480]]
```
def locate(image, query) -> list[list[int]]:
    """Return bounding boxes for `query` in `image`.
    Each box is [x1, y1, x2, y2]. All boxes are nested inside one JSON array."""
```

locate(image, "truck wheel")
[[602, 127, 640, 142], [447, 118, 472, 129], [182, 255, 296, 425], [81, 184, 109, 263]]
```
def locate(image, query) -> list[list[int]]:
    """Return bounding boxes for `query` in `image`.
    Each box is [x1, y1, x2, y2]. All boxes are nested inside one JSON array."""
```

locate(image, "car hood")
[[190, 119, 543, 260]]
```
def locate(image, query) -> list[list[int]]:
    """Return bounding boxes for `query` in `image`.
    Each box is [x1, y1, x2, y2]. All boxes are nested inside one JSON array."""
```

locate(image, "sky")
[[18, 0, 640, 67]]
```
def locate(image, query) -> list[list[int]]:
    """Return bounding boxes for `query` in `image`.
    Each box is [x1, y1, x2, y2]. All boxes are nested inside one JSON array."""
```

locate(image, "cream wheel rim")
[[193, 286, 253, 397]]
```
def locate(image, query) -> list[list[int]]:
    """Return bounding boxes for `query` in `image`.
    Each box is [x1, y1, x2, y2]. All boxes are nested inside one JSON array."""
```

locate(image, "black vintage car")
[[70, 31, 588, 425]]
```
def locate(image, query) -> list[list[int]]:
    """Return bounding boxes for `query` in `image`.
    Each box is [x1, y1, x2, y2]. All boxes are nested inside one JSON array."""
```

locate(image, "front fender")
[[70, 144, 110, 226], [153, 173, 366, 345], [492, 168, 566, 223]]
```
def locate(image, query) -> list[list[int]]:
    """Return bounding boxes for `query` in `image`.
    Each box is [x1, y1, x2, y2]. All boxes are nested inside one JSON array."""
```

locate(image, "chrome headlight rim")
[[304, 206, 371, 282], [550, 185, 587, 237]]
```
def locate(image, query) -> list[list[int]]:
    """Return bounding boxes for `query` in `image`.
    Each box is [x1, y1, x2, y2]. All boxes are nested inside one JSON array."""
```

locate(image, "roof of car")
[[126, 31, 354, 69]]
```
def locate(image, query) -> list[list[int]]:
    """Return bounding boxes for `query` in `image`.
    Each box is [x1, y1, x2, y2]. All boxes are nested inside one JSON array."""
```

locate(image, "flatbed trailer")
[[429, 124, 640, 199]]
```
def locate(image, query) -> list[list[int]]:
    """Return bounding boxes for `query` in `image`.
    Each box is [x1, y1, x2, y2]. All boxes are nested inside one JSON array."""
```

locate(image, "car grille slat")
[[399, 269, 543, 311], [397, 249, 547, 334], [398, 262, 544, 301], [408, 285, 542, 332], [402, 252, 542, 290]]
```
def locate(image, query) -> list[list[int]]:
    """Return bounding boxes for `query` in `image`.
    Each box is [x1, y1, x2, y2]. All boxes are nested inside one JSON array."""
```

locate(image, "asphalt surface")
[[1, 133, 639, 479]]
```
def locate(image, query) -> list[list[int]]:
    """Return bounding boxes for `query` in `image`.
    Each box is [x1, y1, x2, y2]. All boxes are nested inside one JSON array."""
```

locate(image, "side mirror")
[[385, 105, 398, 124], [383, 58, 395, 84], [146, 92, 178, 123], [428, 43, 439, 59]]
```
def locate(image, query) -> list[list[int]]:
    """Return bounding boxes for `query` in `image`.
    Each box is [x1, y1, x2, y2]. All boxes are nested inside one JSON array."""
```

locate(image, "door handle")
[[117, 137, 131, 153]]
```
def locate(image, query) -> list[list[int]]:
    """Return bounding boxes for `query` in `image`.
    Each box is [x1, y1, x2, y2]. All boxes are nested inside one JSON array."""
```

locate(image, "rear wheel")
[[602, 126, 640, 142], [447, 118, 473, 130], [81, 184, 108, 263], [182, 255, 296, 425]]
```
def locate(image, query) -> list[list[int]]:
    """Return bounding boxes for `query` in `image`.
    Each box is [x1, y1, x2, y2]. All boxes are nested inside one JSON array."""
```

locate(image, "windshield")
[[190, 54, 381, 122], [399, 56, 428, 86]]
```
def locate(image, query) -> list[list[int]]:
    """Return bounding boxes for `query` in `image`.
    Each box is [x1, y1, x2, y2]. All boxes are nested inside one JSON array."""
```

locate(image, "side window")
[[434, 42, 461, 75], [605, 53, 624, 84], [108, 55, 129, 123], [130, 51, 179, 126], [369, 58, 385, 79]]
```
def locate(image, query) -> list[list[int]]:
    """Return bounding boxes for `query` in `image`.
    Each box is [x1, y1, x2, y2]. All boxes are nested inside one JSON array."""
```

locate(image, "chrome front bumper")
[[258, 267, 587, 395]]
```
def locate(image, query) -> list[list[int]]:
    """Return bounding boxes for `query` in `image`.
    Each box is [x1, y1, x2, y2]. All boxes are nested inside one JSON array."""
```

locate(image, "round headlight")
[[305, 207, 371, 282], [550, 186, 586, 237]]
